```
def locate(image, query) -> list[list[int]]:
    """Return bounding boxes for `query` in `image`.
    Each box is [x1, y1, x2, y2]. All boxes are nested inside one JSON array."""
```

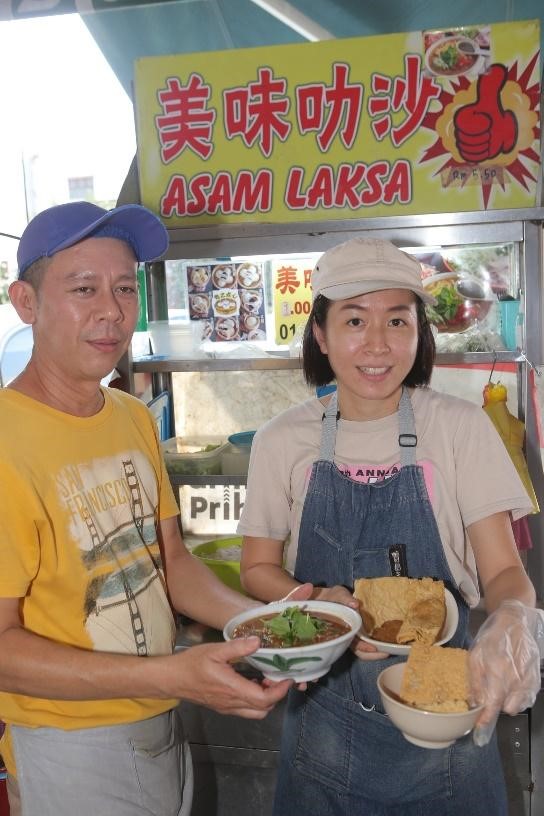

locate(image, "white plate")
[[357, 587, 458, 656]]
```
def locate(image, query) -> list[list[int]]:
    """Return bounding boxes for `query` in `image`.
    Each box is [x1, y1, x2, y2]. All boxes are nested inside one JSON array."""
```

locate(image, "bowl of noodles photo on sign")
[[425, 36, 482, 77], [423, 26, 490, 79]]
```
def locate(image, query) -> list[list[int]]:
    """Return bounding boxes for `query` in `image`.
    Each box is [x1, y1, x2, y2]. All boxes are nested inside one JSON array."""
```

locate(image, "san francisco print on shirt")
[[56, 448, 175, 657]]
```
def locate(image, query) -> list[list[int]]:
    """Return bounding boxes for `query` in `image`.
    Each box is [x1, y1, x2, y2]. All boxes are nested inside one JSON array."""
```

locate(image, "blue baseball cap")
[[17, 201, 169, 279]]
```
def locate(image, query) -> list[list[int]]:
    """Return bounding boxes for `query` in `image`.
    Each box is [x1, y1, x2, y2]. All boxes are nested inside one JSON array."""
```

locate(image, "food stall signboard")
[[134, 20, 541, 225]]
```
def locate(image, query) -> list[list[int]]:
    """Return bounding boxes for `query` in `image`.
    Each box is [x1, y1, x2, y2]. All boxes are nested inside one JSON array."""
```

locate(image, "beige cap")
[[311, 238, 436, 305]]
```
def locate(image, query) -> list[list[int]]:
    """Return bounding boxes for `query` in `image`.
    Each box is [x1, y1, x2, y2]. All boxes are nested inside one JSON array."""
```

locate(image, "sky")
[[0, 13, 137, 275]]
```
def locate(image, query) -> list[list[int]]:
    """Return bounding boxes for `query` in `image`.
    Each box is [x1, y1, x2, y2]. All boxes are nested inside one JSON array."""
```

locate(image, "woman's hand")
[[351, 636, 391, 661], [312, 584, 360, 609], [469, 599, 544, 746], [311, 585, 389, 661], [279, 583, 314, 603]]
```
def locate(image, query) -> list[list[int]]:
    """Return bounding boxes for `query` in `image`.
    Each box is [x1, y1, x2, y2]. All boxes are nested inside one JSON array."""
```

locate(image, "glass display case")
[[138, 240, 520, 359], [128, 208, 542, 369]]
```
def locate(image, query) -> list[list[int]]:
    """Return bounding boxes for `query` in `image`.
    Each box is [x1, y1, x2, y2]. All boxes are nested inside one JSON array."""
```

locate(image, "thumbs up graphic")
[[454, 64, 517, 162]]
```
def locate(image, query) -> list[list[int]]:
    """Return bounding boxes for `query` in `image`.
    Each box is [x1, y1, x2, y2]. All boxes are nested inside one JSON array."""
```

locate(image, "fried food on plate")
[[353, 576, 446, 645]]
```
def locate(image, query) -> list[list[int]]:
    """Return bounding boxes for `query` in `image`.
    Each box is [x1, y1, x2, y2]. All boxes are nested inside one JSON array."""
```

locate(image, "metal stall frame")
[[117, 203, 544, 814]]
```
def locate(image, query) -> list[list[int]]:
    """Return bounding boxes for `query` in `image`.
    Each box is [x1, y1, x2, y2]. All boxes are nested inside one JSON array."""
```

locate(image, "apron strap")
[[398, 387, 417, 467], [319, 390, 338, 461], [319, 387, 418, 465]]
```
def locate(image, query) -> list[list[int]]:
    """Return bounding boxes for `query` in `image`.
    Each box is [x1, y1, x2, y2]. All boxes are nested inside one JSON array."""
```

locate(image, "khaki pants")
[[6, 774, 21, 816], [9, 710, 192, 816]]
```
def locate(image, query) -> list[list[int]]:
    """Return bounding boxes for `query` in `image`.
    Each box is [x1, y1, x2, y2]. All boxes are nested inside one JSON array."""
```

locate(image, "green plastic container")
[[162, 436, 227, 475], [192, 537, 244, 593]]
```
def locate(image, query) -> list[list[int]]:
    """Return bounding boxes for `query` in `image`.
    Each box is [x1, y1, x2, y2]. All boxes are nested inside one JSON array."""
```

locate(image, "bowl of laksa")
[[223, 601, 362, 682]]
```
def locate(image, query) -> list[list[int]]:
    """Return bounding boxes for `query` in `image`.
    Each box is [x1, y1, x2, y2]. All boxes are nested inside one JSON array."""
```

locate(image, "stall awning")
[[1, 1, 542, 98]]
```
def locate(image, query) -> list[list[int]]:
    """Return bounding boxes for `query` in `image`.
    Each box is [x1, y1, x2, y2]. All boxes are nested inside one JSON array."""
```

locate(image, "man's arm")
[[0, 514, 316, 717], [0, 567, 293, 719], [158, 515, 261, 627], [0, 596, 295, 717]]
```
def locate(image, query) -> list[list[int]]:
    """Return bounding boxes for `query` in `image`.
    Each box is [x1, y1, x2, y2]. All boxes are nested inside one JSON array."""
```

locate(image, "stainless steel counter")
[[175, 619, 285, 816]]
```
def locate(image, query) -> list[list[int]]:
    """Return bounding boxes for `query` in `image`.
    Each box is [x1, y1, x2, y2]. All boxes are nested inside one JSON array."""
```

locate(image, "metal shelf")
[[133, 350, 521, 374], [133, 355, 300, 373], [435, 351, 522, 366], [169, 474, 247, 486], [158, 206, 543, 260]]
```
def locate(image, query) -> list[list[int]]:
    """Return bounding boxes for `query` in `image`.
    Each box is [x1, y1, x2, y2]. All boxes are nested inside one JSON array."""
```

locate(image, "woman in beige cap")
[[238, 237, 542, 816]]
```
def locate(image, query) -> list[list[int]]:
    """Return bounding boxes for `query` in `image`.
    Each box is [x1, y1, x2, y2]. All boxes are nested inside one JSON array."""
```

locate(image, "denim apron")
[[273, 389, 507, 816]]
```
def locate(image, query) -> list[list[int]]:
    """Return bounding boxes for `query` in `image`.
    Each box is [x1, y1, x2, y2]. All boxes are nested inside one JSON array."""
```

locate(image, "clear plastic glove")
[[469, 600, 544, 747]]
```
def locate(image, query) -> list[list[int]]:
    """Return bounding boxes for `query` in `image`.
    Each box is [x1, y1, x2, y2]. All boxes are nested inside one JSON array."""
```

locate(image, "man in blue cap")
[[0, 202, 305, 815]]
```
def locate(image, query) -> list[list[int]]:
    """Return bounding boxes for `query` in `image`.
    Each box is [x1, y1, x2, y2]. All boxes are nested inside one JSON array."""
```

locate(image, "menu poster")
[[187, 261, 266, 342], [272, 258, 314, 346]]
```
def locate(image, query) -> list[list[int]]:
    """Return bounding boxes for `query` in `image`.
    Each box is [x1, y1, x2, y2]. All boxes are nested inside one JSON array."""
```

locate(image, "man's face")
[[30, 236, 139, 383]]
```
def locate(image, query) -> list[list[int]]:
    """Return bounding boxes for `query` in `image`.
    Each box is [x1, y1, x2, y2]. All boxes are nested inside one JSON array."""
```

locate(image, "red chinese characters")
[[296, 63, 363, 151], [223, 67, 291, 158], [155, 74, 216, 161], [153, 60, 428, 216], [275, 266, 300, 295], [368, 55, 441, 146]]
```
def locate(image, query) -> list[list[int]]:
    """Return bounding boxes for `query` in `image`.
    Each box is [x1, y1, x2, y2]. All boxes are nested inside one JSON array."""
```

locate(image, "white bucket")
[[148, 320, 194, 357]]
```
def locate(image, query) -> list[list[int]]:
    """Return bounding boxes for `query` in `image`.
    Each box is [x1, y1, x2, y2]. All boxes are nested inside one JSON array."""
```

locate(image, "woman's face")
[[313, 288, 419, 420]]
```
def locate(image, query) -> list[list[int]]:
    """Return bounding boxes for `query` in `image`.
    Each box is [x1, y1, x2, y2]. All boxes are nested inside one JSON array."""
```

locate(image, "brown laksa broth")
[[232, 610, 351, 648]]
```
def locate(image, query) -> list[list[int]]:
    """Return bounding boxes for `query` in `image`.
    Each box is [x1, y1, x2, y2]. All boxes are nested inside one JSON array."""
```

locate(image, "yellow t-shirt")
[[0, 388, 180, 773]]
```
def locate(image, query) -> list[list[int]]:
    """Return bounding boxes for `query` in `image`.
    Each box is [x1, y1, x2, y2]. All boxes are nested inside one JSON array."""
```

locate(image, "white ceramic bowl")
[[357, 587, 459, 656], [223, 600, 362, 682], [377, 663, 483, 749]]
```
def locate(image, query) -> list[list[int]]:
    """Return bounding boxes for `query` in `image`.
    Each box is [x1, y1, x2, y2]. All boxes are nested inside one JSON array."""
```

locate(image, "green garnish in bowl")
[[265, 606, 326, 646]]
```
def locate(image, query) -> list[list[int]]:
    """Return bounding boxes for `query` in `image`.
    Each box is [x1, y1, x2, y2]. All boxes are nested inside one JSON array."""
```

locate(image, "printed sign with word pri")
[[177, 483, 246, 535], [272, 258, 315, 346]]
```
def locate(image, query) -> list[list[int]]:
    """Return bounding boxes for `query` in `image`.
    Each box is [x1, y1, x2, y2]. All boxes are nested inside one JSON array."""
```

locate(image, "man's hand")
[[170, 637, 293, 718]]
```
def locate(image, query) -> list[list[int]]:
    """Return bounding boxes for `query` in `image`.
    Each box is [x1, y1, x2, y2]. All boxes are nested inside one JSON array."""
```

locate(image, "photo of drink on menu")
[[187, 261, 266, 342]]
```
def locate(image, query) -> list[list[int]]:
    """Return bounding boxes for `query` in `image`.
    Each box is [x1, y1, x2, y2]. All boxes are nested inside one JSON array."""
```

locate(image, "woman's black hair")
[[302, 294, 436, 388]]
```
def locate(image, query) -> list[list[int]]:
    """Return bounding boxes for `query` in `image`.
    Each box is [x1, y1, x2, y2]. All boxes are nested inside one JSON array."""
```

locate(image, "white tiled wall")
[[172, 365, 541, 437]]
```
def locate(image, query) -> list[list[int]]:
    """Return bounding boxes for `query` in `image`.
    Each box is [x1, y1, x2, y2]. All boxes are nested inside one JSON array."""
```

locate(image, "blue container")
[[499, 300, 520, 350], [228, 431, 256, 448]]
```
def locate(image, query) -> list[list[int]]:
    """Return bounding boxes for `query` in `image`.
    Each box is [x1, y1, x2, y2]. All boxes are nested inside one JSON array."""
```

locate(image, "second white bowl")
[[378, 662, 483, 749]]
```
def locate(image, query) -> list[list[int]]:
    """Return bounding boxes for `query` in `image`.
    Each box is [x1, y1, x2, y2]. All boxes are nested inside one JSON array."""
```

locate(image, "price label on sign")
[[272, 259, 315, 345]]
